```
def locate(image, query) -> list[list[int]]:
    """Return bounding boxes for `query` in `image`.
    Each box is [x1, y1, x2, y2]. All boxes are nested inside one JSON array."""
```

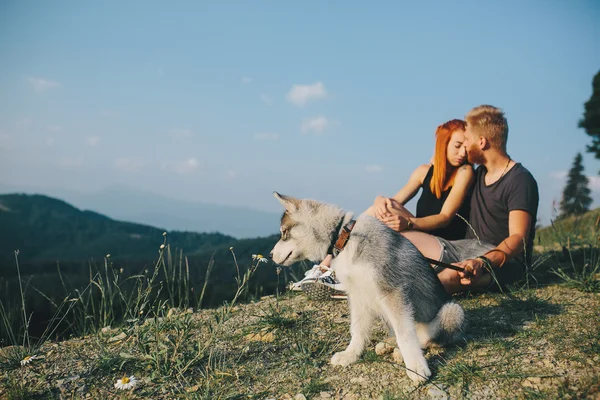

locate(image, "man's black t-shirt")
[[466, 163, 539, 265]]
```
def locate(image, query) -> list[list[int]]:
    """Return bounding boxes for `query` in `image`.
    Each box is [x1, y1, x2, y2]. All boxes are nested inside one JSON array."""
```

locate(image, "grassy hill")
[[0, 193, 239, 268], [0, 194, 299, 342], [0, 198, 599, 398], [535, 207, 600, 250]]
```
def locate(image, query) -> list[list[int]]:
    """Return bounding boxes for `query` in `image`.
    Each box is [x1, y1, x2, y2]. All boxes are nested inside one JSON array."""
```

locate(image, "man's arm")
[[488, 209, 532, 264], [457, 210, 532, 285]]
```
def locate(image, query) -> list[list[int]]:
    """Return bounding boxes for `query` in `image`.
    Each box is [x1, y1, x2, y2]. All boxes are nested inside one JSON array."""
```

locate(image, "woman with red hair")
[[293, 120, 473, 300], [371, 119, 473, 239]]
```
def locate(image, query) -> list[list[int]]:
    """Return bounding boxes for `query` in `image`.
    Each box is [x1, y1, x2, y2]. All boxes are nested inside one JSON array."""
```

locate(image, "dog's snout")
[[268, 251, 273, 259]]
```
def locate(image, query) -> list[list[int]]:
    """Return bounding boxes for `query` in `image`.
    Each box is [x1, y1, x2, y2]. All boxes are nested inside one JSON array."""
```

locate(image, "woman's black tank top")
[[415, 165, 471, 240]]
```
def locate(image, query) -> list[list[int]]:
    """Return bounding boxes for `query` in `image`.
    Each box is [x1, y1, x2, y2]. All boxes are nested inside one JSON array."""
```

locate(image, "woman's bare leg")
[[399, 231, 443, 261]]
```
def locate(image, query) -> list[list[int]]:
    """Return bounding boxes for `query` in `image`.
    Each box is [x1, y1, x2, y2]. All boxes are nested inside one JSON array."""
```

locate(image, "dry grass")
[[1, 281, 599, 399], [1, 214, 600, 399]]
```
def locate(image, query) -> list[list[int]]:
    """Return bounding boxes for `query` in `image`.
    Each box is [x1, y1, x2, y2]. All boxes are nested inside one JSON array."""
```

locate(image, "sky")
[[1, 1, 599, 227]]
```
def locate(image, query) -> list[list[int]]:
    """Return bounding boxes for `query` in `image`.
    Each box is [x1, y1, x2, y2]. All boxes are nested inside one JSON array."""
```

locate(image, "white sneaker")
[[288, 264, 329, 292], [301, 270, 347, 301]]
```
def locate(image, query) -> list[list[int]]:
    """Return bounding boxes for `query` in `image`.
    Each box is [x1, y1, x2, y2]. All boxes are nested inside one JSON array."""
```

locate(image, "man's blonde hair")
[[465, 105, 508, 152]]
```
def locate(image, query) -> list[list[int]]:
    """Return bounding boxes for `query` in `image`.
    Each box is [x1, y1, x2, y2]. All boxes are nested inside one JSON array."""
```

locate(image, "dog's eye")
[[281, 229, 288, 241]]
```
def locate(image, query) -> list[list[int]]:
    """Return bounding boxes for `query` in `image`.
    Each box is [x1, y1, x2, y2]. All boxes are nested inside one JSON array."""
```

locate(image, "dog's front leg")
[[330, 298, 372, 367], [380, 297, 431, 383]]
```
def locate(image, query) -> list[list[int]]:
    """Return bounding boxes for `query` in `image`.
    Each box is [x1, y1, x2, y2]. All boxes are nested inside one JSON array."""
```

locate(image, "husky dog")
[[269, 192, 464, 383]]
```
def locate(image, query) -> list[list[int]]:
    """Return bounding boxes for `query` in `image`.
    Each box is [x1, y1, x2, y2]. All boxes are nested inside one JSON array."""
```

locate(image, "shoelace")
[[304, 264, 331, 279]]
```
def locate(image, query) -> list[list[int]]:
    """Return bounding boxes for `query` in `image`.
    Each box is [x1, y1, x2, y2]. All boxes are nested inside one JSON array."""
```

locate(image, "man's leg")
[[399, 231, 467, 294]]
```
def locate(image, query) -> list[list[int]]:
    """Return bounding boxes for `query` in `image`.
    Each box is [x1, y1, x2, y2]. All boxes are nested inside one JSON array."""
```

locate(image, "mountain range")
[[0, 183, 280, 239]]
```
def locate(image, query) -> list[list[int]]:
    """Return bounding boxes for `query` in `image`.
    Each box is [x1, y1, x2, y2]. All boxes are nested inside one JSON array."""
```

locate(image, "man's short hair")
[[465, 105, 508, 152]]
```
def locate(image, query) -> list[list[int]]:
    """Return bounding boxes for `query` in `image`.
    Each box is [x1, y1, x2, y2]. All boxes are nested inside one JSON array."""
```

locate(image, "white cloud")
[[46, 124, 61, 132], [301, 116, 329, 134], [260, 94, 273, 106], [366, 165, 383, 173], [58, 156, 84, 168], [286, 82, 327, 107], [87, 136, 100, 147], [171, 128, 193, 138], [549, 171, 567, 180], [549, 170, 600, 190], [241, 76, 252, 84], [253, 132, 280, 141], [0, 132, 12, 148], [173, 158, 200, 174], [227, 170, 237, 179], [15, 118, 32, 129], [589, 176, 600, 191], [99, 109, 119, 118], [45, 137, 55, 147], [115, 158, 146, 173], [27, 77, 61, 91]]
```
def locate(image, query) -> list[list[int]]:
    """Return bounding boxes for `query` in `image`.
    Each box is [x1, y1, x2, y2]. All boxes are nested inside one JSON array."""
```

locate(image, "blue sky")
[[1, 1, 599, 226]]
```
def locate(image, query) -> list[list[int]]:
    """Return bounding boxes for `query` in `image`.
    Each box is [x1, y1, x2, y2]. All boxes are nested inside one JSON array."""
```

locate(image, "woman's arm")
[[390, 164, 431, 205], [407, 164, 474, 231], [372, 164, 430, 219]]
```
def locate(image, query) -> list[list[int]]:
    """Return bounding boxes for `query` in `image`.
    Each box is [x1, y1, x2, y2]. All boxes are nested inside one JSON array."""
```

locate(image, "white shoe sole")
[[301, 280, 347, 301]]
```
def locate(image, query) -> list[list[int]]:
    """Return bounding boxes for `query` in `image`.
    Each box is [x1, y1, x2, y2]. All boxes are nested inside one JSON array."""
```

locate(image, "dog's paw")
[[392, 347, 403, 363], [330, 350, 359, 367], [375, 341, 395, 355], [405, 357, 431, 384]]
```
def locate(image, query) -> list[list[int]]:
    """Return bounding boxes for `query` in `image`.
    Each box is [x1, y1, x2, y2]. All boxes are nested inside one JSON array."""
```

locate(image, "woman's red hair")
[[429, 119, 467, 199]]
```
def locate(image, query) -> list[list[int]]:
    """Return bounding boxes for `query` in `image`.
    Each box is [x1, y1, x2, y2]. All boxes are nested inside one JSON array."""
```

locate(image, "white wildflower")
[[20, 355, 39, 366], [252, 254, 268, 263], [114, 375, 137, 390]]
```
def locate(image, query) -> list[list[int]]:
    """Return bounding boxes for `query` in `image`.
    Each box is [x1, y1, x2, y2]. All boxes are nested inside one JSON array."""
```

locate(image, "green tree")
[[580, 70, 600, 162], [559, 153, 592, 218]]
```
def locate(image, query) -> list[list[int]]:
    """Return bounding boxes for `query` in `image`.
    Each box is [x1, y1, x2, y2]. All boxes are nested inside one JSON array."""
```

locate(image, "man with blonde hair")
[[400, 105, 539, 292]]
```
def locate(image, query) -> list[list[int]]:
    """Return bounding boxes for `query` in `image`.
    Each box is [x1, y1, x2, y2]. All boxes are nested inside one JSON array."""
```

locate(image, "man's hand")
[[382, 215, 410, 232], [454, 258, 485, 285]]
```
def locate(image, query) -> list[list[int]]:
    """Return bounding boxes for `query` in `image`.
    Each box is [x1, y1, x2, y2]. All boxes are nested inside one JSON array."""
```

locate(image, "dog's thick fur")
[[270, 192, 464, 383]]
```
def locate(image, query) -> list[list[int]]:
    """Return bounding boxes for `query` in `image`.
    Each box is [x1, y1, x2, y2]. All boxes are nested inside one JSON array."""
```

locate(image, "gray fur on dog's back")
[[349, 214, 450, 323]]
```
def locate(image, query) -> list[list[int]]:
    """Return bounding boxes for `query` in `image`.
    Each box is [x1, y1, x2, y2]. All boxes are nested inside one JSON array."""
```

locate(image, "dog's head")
[[269, 191, 344, 266]]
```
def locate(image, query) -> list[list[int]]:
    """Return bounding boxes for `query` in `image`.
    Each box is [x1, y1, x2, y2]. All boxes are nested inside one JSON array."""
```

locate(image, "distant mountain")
[[0, 192, 293, 321], [0, 193, 239, 267], [0, 184, 280, 238]]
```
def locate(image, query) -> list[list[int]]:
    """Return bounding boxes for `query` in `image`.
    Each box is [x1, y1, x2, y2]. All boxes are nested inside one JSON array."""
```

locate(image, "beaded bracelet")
[[477, 249, 508, 268]]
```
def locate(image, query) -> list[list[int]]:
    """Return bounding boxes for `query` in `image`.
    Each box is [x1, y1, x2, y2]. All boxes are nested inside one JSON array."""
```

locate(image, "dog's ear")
[[273, 191, 300, 213]]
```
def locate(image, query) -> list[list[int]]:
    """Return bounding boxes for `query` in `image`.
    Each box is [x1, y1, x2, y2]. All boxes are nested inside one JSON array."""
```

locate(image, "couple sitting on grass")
[[291, 105, 539, 300]]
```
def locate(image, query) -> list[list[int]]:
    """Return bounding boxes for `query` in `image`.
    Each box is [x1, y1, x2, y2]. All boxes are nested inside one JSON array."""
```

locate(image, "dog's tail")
[[428, 301, 465, 346]]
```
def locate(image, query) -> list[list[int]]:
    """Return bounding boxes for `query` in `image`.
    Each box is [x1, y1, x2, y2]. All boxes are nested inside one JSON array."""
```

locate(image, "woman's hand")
[[382, 215, 410, 232], [373, 196, 391, 220]]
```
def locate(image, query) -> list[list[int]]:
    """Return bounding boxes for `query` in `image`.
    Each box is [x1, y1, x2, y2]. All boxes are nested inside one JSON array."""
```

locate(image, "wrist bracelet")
[[477, 255, 493, 269]]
